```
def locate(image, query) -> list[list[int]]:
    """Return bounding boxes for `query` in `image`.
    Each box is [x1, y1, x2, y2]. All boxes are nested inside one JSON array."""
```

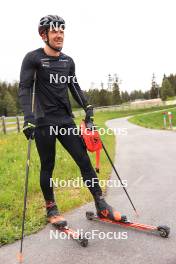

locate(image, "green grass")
[[129, 107, 176, 129], [0, 104, 176, 246], [166, 96, 176, 101]]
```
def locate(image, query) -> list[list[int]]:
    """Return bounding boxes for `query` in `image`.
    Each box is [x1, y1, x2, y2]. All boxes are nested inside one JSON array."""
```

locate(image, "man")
[[18, 15, 127, 227]]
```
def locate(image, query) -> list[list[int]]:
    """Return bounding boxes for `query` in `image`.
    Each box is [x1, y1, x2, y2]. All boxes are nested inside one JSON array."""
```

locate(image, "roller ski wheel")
[[86, 211, 95, 220], [157, 226, 170, 238], [53, 225, 89, 247], [78, 234, 89, 247]]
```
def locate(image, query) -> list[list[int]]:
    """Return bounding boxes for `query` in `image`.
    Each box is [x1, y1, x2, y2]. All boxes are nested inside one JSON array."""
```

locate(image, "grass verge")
[[129, 107, 176, 130]]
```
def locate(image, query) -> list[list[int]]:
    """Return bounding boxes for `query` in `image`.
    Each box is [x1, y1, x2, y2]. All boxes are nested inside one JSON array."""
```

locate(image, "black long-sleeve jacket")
[[18, 48, 89, 126]]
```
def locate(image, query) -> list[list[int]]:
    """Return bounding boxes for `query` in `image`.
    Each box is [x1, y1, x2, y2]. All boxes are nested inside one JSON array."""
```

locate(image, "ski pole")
[[17, 138, 32, 263], [70, 82, 138, 215], [101, 141, 138, 216], [17, 72, 36, 263]]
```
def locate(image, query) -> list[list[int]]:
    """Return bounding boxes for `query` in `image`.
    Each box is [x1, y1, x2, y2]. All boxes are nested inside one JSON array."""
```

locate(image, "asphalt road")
[[0, 117, 176, 264]]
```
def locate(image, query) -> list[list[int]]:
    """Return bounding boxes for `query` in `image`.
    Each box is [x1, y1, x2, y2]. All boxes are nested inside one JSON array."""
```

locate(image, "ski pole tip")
[[135, 210, 139, 217], [17, 253, 24, 263]]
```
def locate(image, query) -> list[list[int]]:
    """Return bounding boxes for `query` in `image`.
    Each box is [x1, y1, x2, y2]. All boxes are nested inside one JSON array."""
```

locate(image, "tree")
[[160, 78, 175, 101], [121, 91, 130, 103], [167, 74, 176, 95], [8, 81, 21, 113], [0, 80, 22, 115], [99, 89, 112, 106], [150, 73, 159, 99], [3, 90, 17, 116], [130, 90, 145, 101], [86, 89, 101, 107], [143, 90, 150, 100], [0, 98, 4, 114], [112, 80, 121, 105]]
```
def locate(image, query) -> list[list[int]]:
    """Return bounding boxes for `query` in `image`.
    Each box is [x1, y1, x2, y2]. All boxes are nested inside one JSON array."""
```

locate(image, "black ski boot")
[[94, 194, 127, 222], [46, 201, 67, 228]]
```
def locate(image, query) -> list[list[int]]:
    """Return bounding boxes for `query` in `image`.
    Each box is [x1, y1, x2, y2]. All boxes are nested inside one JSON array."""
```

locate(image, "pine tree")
[[160, 78, 174, 101], [112, 82, 121, 104], [167, 74, 176, 96], [99, 89, 112, 106], [143, 90, 150, 100], [3, 90, 17, 116], [0, 98, 4, 114], [150, 73, 159, 99], [130, 90, 145, 101], [121, 91, 130, 103], [9, 81, 21, 113]]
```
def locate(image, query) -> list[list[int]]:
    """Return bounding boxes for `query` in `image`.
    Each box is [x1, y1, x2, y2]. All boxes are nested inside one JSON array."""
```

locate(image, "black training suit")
[[19, 48, 88, 127], [18, 48, 102, 201]]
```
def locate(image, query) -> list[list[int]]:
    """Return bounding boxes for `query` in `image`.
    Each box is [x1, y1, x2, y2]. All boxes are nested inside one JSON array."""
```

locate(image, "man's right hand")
[[23, 122, 36, 140]]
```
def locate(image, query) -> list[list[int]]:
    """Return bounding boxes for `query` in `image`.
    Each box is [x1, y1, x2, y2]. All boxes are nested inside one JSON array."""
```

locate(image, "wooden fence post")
[[16, 116, 20, 132], [2, 116, 6, 134]]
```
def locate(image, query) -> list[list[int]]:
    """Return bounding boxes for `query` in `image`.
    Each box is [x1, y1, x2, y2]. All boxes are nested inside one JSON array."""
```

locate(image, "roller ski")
[[87, 194, 170, 238], [86, 210, 170, 238], [46, 201, 88, 247]]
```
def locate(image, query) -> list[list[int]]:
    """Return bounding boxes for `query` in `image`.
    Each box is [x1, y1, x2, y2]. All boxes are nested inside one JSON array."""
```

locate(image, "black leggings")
[[34, 123, 102, 201]]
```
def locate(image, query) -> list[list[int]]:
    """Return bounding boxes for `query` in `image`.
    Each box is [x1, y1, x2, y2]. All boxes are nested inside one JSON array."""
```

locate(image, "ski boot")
[[46, 201, 67, 228], [94, 194, 127, 223]]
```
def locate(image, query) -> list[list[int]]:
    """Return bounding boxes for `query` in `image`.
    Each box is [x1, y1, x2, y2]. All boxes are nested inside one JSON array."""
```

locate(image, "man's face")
[[45, 27, 64, 50]]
